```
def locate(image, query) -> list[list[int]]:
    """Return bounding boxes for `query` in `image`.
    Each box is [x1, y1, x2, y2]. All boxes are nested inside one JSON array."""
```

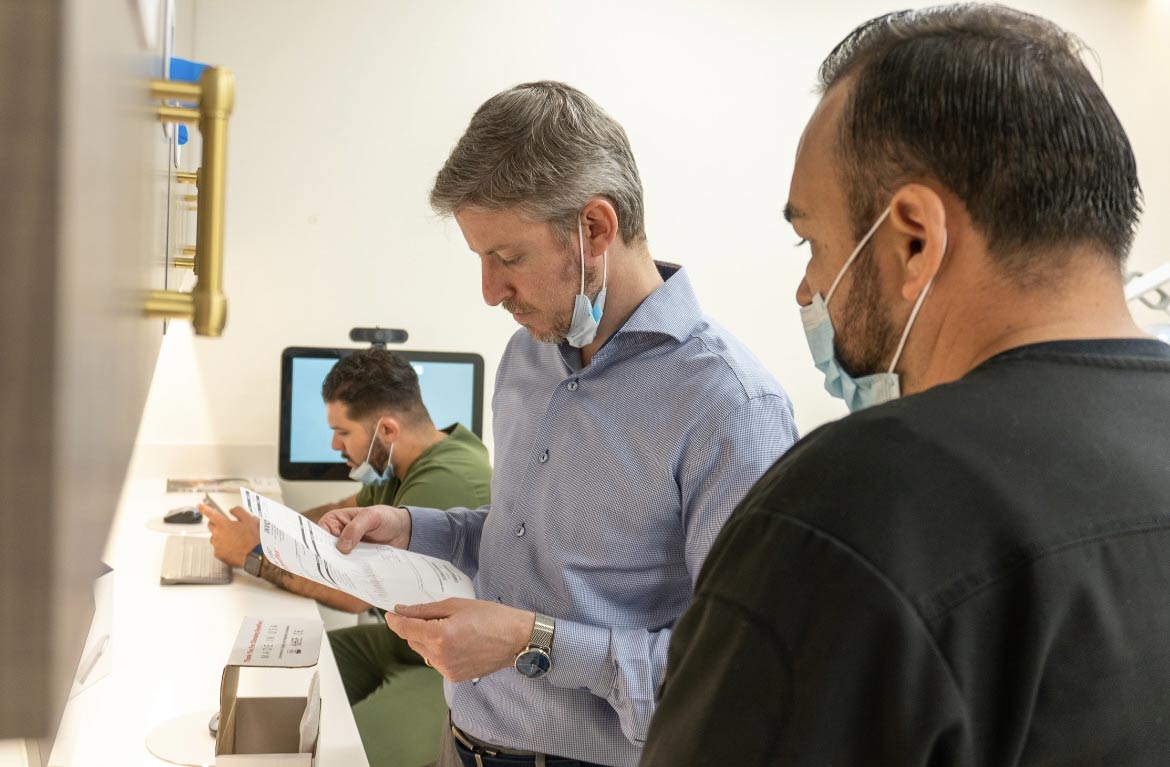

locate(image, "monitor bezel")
[[279, 346, 485, 481]]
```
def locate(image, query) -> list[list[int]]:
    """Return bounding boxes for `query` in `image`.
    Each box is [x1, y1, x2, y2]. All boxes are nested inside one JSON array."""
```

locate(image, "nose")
[[331, 433, 343, 452], [795, 275, 813, 307], [481, 258, 510, 307]]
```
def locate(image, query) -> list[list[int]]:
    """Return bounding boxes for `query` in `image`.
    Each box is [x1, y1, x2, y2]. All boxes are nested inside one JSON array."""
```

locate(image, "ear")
[[376, 416, 401, 445], [886, 183, 948, 301], [580, 198, 620, 260]]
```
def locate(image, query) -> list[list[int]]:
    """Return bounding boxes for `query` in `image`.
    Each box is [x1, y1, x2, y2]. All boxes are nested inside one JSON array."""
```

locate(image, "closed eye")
[[794, 238, 809, 248]]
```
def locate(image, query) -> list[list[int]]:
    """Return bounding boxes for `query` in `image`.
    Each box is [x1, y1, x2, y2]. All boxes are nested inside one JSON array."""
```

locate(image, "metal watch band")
[[529, 613, 555, 651], [244, 551, 264, 577]]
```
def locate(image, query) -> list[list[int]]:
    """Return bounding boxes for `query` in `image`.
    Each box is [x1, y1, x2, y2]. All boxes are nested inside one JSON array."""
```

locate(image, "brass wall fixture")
[[144, 68, 234, 336], [174, 245, 197, 271]]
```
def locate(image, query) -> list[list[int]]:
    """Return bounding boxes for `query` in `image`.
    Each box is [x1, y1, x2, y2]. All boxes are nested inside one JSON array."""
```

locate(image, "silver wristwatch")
[[244, 550, 264, 578], [514, 613, 555, 679]]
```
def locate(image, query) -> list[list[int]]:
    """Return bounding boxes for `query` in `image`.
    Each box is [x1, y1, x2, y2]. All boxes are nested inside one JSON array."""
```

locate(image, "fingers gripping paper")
[[243, 489, 475, 609]]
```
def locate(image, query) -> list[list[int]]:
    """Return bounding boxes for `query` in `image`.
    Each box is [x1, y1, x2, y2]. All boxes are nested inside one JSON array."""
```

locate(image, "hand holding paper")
[[385, 598, 535, 682], [243, 489, 474, 610], [318, 504, 412, 551]]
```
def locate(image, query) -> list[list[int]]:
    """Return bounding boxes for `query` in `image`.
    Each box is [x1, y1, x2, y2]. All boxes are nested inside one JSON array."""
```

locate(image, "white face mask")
[[348, 420, 395, 486], [798, 206, 944, 412], [565, 217, 608, 348]]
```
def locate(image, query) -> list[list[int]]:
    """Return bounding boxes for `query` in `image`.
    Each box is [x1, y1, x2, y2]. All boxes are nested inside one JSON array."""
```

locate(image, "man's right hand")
[[319, 504, 412, 553], [202, 504, 261, 569]]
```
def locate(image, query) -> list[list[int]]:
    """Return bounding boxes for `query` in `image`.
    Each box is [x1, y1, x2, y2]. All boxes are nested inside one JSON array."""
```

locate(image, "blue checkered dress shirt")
[[406, 264, 798, 766]]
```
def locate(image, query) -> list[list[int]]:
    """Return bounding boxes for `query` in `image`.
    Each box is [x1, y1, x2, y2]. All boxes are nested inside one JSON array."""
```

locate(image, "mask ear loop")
[[826, 208, 892, 305], [578, 217, 608, 297], [363, 417, 385, 464], [887, 230, 948, 374], [577, 219, 587, 295]]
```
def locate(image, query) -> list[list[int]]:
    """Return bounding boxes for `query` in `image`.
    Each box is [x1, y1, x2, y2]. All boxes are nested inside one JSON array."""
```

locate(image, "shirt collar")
[[555, 261, 701, 372], [612, 261, 701, 343]]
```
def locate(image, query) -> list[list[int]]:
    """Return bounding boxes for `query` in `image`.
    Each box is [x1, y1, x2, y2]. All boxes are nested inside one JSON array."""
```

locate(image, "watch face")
[[515, 648, 552, 678]]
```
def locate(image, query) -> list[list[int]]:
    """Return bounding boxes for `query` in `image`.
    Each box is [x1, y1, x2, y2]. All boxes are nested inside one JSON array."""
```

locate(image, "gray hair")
[[430, 81, 646, 246]]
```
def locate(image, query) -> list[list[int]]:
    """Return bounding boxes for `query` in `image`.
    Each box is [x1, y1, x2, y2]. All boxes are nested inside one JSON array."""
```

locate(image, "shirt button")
[[539, 449, 549, 463], [567, 380, 579, 391], [516, 523, 526, 537]]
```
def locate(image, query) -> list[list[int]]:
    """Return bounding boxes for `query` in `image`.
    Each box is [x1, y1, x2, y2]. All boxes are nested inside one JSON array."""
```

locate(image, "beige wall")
[[137, 1, 1170, 502]]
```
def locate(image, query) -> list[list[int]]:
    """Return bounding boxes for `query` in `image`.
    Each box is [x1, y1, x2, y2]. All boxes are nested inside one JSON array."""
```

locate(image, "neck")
[[901, 252, 1146, 395], [579, 242, 663, 366], [390, 423, 448, 480]]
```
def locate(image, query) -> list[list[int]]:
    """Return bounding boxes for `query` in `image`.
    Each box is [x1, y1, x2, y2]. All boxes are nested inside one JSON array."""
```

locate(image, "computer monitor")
[[279, 346, 485, 480]]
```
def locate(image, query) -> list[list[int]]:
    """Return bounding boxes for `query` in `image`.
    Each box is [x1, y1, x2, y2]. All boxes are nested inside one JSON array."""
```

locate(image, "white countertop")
[[48, 473, 369, 766]]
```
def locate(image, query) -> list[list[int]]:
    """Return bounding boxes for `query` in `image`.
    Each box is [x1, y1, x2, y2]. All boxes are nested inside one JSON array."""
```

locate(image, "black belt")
[[450, 723, 607, 767]]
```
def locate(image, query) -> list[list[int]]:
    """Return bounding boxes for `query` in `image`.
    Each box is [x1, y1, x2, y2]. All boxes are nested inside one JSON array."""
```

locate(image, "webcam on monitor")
[[349, 327, 408, 347]]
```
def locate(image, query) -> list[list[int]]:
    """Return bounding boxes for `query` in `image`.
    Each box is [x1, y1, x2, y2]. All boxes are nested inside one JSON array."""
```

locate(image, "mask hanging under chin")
[[349, 425, 395, 486], [565, 217, 608, 348]]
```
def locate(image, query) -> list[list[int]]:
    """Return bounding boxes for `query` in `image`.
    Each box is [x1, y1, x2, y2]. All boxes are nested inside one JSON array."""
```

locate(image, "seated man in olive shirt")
[[643, 6, 1170, 766], [205, 348, 491, 767]]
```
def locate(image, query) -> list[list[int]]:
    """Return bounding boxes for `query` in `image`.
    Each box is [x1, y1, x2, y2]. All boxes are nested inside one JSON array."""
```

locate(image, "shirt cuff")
[[544, 618, 617, 695], [404, 505, 453, 560]]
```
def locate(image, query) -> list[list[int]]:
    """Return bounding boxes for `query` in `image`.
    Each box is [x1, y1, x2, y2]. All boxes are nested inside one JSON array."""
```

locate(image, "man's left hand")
[[385, 598, 535, 682]]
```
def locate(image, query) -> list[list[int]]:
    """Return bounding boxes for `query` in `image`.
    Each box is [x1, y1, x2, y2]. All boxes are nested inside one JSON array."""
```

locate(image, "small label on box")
[[228, 616, 322, 668]]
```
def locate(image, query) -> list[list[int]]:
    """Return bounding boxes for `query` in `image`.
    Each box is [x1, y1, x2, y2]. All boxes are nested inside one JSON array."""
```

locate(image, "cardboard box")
[[216, 616, 323, 766]]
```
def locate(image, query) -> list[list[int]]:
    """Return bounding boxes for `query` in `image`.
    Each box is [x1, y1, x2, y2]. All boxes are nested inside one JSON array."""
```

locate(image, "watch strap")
[[529, 613, 555, 651], [244, 551, 264, 577]]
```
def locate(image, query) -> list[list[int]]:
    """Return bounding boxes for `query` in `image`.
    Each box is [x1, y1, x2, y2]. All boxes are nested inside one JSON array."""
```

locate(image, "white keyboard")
[[159, 535, 233, 585]]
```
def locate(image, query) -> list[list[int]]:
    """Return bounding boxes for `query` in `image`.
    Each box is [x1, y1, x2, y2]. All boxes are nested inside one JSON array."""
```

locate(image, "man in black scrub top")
[[642, 5, 1170, 767]]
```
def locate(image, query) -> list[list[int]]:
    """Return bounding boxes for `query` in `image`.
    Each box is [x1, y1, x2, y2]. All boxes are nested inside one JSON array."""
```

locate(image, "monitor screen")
[[279, 347, 484, 480]]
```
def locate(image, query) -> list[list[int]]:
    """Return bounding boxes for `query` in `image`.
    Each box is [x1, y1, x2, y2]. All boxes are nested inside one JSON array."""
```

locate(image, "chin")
[[529, 328, 566, 344]]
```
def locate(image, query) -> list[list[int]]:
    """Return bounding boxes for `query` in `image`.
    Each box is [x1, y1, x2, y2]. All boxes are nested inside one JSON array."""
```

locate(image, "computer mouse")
[[164, 506, 203, 524]]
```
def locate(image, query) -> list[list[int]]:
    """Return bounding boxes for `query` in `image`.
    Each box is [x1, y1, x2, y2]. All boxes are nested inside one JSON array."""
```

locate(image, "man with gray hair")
[[320, 81, 798, 766]]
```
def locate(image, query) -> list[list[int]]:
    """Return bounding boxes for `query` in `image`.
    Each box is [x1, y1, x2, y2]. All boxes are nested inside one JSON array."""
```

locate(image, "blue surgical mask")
[[799, 207, 942, 413], [565, 218, 608, 348], [349, 421, 395, 486]]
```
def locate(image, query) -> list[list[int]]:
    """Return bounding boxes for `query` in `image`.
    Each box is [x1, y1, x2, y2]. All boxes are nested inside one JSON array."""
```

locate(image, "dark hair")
[[430, 80, 646, 247], [321, 348, 430, 425], [819, 3, 1141, 274]]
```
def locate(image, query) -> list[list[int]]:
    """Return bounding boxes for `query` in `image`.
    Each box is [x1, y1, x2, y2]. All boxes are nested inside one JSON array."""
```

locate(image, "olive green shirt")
[[355, 423, 491, 511]]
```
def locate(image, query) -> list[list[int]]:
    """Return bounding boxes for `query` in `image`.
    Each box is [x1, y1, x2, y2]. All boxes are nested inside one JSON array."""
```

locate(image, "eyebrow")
[[782, 203, 806, 223], [482, 243, 522, 258]]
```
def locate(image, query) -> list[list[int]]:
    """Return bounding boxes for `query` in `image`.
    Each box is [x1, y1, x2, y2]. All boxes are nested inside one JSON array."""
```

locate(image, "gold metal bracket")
[[145, 69, 234, 336], [174, 246, 196, 270]]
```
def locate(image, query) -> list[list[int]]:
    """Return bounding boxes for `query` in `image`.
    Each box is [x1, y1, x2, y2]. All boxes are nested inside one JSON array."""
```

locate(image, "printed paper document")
[[243, 488, 474, 609]]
